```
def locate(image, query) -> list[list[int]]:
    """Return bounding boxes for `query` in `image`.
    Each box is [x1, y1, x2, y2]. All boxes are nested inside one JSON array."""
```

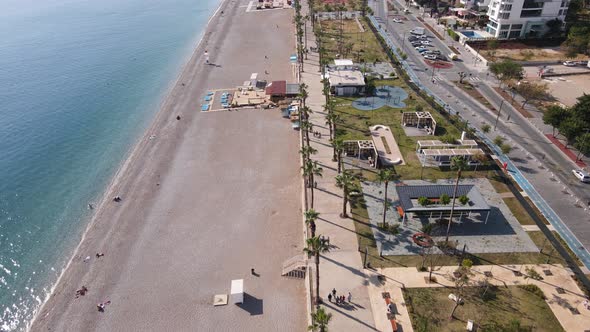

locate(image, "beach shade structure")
[[201, 104, 210, 111]]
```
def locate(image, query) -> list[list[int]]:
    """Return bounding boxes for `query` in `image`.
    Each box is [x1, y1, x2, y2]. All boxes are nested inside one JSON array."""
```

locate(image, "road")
[[371, 0, 590, 267]]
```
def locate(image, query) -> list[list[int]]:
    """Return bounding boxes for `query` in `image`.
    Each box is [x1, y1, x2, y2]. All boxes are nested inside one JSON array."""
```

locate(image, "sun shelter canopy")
[[395, 184, 490, 213], [266, 81, 287, 96]]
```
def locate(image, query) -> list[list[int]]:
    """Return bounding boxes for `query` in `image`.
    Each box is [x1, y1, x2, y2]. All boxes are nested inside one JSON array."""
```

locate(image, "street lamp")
[[493, 99, 505, 130]]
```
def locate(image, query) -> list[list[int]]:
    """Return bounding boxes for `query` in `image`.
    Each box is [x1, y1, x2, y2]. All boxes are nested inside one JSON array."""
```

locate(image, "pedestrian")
[[332, 288, 337, 298], [341, 295, 345, 303], [251, 268, 256, 275], [328, 293, 332, 302], [204, 50, 209, 64], [348, 292, 352, 303]]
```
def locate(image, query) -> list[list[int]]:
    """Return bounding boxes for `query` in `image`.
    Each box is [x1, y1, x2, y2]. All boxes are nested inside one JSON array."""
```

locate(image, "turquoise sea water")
[[0, 0, 219, 329]]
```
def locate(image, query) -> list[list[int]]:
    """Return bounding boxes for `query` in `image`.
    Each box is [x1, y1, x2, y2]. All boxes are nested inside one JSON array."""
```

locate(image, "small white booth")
[[230, 279, 244, 304]]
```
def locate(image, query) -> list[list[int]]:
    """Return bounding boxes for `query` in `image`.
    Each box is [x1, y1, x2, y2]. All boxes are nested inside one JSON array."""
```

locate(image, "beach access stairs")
[[281, 255, 307, 279]]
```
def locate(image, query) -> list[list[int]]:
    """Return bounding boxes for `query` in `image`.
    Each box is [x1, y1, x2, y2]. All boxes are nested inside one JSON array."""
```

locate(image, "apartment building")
[[486, 0, 568, 38]]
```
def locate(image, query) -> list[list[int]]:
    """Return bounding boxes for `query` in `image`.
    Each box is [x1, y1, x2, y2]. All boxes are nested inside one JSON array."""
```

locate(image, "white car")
[[421, 40, 431, 45], [572, 169, 590, 183], [563, 61, 577, 66], [423, 54, 437, 60], [392, 18, 403, 23]]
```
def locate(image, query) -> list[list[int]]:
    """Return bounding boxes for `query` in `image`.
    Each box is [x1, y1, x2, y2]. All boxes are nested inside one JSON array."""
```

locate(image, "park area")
[[319, 18, 388, 63], [403, 286, 563, 332]]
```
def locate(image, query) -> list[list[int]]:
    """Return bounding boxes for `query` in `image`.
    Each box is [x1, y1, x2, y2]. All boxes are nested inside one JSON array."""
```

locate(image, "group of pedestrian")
[[327, 288, 352, 305], [312, 131, 322, 139]]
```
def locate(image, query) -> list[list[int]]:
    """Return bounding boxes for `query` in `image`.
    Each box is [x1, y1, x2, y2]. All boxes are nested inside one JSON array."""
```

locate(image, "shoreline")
[[28, 0, 227, 329], [30, 0, 305, 330]]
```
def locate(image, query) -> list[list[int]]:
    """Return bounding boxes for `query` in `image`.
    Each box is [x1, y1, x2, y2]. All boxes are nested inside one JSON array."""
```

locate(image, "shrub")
[[481, 123, 491, 133], [493, 135, 505, 146], [518, 284, 546, 299], [415, 104, 424, 112], [378, 222, 400, 235], [501, 143, 512, 154], [440, 134, 457, 144], [421, 223, 434, 234], [418, 196, 431, 206], [459, 195, 469, 205], [525, 267, 543, 280], [439, 194, 450, 205]]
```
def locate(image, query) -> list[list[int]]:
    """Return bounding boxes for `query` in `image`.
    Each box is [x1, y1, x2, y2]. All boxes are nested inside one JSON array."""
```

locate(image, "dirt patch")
[[481, 43, 588, 62]]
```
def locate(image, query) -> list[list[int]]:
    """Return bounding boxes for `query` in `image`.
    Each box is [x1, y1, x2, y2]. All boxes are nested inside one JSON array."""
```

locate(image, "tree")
[[489, 60, 523, 87], [308, 307, 332, 332], [569, 94, 590, 125], [304, 236, 330, 307], [545, 18, 563, 38], [331, 138, 344, 173], [473, 152, 488, 174], [543, 105, 569, 137], [305, 209, 320, 238], [560, 117, 585, 147], [418, 196, 430, 206], [377, 169, 399, 225], [445, 156, 468, 243], [574, 132, 590, 161], [514, 81, 548, 108], [487, 39, 499, 61], [299, 83, 309, 108], [564, 25, 590, 56], [450, 258, 473, 319], [300, 119, 314, 148], [300, 145, 318, 164], [302, 160, 323, 208], [335, 171, 356, 218], [325, 111, 339, 141], [458, 195, 469, 205]]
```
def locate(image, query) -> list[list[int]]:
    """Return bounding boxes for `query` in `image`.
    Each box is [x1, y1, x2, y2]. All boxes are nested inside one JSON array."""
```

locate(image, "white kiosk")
[[230, 279, 244, 304]]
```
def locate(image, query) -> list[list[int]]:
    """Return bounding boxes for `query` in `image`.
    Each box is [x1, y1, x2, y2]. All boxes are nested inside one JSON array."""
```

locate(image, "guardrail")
[[368, 15, 590, 270]]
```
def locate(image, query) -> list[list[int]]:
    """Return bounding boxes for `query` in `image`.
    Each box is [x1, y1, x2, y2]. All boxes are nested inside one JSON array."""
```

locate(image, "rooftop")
[[328, 69, 365, 87], [396, 184, 490, 212]]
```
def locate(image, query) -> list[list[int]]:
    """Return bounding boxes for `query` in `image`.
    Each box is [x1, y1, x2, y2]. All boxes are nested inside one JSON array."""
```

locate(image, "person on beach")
[[205, 50, 209, 64], [327, 293, 332, 302], [96, 252, 104, 258], [332, 288, 337, 298], [348, 292, 352, 303]]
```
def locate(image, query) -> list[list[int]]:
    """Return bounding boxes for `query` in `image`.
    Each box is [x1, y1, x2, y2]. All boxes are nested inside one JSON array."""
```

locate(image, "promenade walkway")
[[300, 4, 377, 331], [370, 264, 590, 332]]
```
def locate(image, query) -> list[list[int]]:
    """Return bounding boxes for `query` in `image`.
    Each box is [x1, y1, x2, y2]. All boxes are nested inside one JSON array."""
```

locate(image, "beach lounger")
[[201, 104, 210, 111]]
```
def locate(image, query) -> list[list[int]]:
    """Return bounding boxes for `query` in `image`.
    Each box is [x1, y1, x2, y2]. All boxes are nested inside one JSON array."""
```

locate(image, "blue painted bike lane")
[[369, 15, 590, 269]]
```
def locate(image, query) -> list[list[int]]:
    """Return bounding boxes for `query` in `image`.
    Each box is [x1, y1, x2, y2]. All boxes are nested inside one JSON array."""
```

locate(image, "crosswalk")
[[469, 76, 481, 82], [429, 75, 482, 83]]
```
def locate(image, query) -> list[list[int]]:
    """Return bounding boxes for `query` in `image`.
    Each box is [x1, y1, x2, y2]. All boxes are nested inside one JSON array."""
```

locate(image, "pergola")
[[402, 111, 437, 135], [343, 140, 378, 167], [416, 139, 484, 166], [395, 184, 491, 223]]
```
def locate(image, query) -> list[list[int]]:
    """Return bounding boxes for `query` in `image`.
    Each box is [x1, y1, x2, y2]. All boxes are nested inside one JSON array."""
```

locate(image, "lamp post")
[[493, 99, 505, 130]]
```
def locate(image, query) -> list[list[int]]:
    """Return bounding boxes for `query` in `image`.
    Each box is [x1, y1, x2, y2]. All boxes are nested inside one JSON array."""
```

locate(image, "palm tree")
[[305, 209, 320, 238], [304, 236, 330, 307], [377, 168, 399, 225], [302, 160, 323, 208], [299, 83, 309, 108], [445, 156, 469, 243], [335, 171, 355, 218], [325, 112, 338, 141], [331, 138, 344, 173], [300, 145, 318, 164], [308, 307, 332, 332], [300, 119, 313, 148]]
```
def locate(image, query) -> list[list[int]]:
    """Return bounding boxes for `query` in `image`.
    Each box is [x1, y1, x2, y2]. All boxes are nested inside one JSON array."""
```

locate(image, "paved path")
[[371, 264, 590, 332], [301, 3, 377, 331]]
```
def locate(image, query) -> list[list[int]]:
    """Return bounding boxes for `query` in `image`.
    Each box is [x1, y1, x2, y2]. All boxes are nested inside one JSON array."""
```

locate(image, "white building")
[[486, 0, 569, 38]]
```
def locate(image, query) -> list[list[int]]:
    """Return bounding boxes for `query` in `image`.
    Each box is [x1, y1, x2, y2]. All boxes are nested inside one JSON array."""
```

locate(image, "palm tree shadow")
[[237, 293, 263, 316]]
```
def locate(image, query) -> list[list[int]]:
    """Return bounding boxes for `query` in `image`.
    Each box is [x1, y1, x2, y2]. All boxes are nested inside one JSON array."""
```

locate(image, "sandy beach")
[[30, 1, 306, 331]]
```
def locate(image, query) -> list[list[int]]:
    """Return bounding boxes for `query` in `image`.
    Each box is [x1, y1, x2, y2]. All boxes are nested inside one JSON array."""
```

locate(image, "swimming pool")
[[458, 30, 483, 38]]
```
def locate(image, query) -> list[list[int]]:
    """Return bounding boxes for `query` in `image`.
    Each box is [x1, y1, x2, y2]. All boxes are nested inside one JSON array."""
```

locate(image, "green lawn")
[[404, 286, 563, 332], [319, 18, 388, 63], [503, 197, 537, 225]]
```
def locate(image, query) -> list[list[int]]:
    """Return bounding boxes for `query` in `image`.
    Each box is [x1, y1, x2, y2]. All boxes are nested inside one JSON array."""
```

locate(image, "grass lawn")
[[403, 286, 563, 332], [503, 197, 537, 225], [319, 18, 388, 63]]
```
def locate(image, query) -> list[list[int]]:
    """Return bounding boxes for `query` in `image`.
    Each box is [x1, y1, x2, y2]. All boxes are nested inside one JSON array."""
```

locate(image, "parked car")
[[423, 54, 437, 60], [420, 40, 431, 45], [436, 55, 448, 61], [572, 169, 590, 183], [392, 18, 403, 23], [415, 47, 428, 53], [576, 60, 588, 66], [563, 61, 577, 66], [418, 35, 429, 39]]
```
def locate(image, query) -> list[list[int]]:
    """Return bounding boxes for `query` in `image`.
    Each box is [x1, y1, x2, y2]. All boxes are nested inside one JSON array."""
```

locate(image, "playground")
[[352, 85, 408, 111]]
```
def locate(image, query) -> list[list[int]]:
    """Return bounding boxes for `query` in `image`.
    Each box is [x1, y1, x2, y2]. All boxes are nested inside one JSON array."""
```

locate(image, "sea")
[[0, 0, 220, 329]]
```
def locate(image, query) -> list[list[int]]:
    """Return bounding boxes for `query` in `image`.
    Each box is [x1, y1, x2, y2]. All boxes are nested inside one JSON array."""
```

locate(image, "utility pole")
[[493, 99, 505, 130]]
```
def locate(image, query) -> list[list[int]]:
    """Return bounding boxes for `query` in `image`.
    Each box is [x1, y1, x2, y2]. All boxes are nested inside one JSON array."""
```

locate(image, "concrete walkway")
[[371, 264, 590, 332], [300, 3, 377, 331]]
